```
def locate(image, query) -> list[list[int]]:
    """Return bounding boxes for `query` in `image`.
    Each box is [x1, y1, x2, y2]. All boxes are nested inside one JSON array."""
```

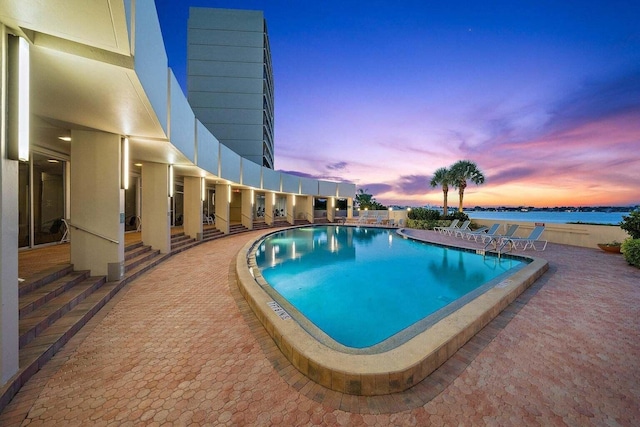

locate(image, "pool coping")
[[235, 226, 549, 396]]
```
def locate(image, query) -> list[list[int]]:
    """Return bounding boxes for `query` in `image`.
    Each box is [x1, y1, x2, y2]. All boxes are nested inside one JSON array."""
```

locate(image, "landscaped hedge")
[[620, 209, 640, 239], [407, 208, 470, 230], [408, 208, 441, 221], [406, 219, 442, 230], [622, 238, 640, 268]]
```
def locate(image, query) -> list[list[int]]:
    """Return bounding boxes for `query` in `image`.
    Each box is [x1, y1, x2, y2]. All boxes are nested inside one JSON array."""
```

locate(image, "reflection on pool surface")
[[255, 226, 526, 349]]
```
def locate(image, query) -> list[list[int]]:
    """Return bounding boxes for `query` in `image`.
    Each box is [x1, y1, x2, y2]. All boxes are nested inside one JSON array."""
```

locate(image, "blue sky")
[[154, 0, 640, 207]]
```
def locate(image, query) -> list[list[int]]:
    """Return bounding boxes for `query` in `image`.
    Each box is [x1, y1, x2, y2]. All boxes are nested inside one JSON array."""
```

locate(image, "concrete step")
[[18, 264, 74, 297], [124, 252, 171, 283], [124, 241, 144, 252], [19, 276, 106, 348], [125, 247, 161, 272], [19, 270, 90, 317], [124, 244, 152, 261], [171, 237, 196, 251]]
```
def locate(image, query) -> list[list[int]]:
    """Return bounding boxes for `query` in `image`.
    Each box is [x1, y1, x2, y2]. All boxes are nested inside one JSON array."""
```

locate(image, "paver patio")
[[1, 228, 638, 426]]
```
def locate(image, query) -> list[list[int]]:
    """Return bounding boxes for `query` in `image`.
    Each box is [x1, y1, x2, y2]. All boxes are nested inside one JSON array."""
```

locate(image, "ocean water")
[[466, 210, 630, 225]]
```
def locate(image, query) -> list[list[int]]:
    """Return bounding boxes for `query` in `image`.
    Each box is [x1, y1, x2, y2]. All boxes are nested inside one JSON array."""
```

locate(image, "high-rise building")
[[188, 7, 275, 168]]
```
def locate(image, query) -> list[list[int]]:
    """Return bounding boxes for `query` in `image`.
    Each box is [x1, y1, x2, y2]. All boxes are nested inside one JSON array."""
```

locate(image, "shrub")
[[408, 208, 441, 221], [621, 238, 640, 268], [620, 209, 640, 239], [445, 211, 470, 221], [406, 219, 441, 230]]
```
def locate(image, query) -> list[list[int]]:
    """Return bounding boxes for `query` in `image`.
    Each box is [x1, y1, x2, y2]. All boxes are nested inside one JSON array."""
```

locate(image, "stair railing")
[[64, 219, 119, 244]]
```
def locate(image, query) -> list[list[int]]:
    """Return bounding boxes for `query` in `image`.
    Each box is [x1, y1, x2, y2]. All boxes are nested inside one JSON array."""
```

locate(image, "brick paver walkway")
[[2, 229, 638, 426]]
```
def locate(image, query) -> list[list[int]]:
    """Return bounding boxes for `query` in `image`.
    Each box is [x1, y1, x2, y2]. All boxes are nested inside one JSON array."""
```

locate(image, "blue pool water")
[[255, 226, 526, 349]]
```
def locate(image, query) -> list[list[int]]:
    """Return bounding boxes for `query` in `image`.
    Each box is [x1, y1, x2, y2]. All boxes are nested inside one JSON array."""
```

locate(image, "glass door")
[[171, 182, 184, 226], [19, 152, 67, 248]]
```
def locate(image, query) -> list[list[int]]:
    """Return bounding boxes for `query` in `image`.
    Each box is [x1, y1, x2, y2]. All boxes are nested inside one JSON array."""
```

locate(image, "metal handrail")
[[64, 219, 119, 244], [214, 214, 228, 227]]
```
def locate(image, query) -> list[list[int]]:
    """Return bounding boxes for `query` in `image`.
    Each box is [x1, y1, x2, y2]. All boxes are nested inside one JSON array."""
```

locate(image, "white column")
[[265, 191, 274, 226], [70, 130, 124, 280], [215, 183, 230, 234], [0, 24, 19, 382], [304, 196, 314, 224], [327, 197, 335, 222], [141, 163, 171, 253], [183, 176, 203, 240], [286, 194, 295, 225], [241, 189, 253, 230]]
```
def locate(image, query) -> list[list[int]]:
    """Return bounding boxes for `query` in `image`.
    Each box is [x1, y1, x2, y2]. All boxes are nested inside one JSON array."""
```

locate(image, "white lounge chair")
[[434, 219, 459, 234], [464, 223, 500, 241], [483, 224, 519, 249], [452, 220, 472, 237], [357, 212, 369, 224], [500, 225, 547, 251]]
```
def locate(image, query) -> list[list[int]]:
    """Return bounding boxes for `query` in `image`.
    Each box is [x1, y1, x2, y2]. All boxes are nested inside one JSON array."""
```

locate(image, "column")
[[70, 130, 124, 281], [304, 196, 314, 224], [265, 191, 274, 226], [327, 197, 335, 222], [141, 162, 171, 253], [241, 189, 253, 230], [286, 194, 295, 225], [183, 176, 203, 241], [347, 197, 353, 219], [0, 22, 19, 381], [215, 183, 230, 234]]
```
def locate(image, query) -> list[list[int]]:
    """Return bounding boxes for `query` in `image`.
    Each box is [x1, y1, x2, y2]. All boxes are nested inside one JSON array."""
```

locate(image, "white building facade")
[[188, 8, 275, 169]]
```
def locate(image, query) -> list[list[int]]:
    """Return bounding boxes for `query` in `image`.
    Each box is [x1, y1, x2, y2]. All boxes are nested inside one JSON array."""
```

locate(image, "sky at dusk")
[[154, 0, 640, 208]]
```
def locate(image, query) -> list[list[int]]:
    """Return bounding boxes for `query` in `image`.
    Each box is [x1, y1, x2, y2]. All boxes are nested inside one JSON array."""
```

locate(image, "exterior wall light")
[[7, 36, 30, 161], [121, 137, 129, 190], [168, 164, 174, 197]]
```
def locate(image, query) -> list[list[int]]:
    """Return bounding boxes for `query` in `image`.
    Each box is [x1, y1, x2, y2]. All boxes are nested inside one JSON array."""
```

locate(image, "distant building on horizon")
[[187, 7, 275, 168]]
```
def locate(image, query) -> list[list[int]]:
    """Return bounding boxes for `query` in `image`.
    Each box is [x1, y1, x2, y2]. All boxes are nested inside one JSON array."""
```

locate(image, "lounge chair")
[[464, 223, 500, 241], [499, 225, 547, 251], [452, 220, 472, 237], [483, 224, 519, 249], [434, 219, 459, 234]]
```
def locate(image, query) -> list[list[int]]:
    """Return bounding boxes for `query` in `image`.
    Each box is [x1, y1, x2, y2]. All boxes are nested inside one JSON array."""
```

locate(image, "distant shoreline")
[[466, 210, 629, 225]]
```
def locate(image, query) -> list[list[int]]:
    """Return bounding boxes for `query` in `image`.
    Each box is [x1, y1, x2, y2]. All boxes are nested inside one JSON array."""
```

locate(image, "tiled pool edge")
[[235, 236, 549, 396]]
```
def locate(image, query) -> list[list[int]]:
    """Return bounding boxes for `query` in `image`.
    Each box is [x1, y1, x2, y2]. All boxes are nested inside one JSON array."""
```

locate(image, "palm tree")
[[354, 188, 373, 210], [450, 160, 485, 212], [430, 167, 452, 216]]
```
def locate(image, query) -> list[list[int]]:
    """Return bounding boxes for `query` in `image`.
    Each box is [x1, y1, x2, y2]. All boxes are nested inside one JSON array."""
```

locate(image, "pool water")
[[255, 226, 526, 349]]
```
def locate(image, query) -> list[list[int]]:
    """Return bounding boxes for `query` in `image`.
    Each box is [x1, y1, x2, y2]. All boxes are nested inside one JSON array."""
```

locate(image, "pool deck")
[[2, 228, 639, 425]]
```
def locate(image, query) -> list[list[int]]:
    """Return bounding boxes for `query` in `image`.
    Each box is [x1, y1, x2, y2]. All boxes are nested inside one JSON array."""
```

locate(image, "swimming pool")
[[255, 226, 526, 350], [236, 225, 548, 395]]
